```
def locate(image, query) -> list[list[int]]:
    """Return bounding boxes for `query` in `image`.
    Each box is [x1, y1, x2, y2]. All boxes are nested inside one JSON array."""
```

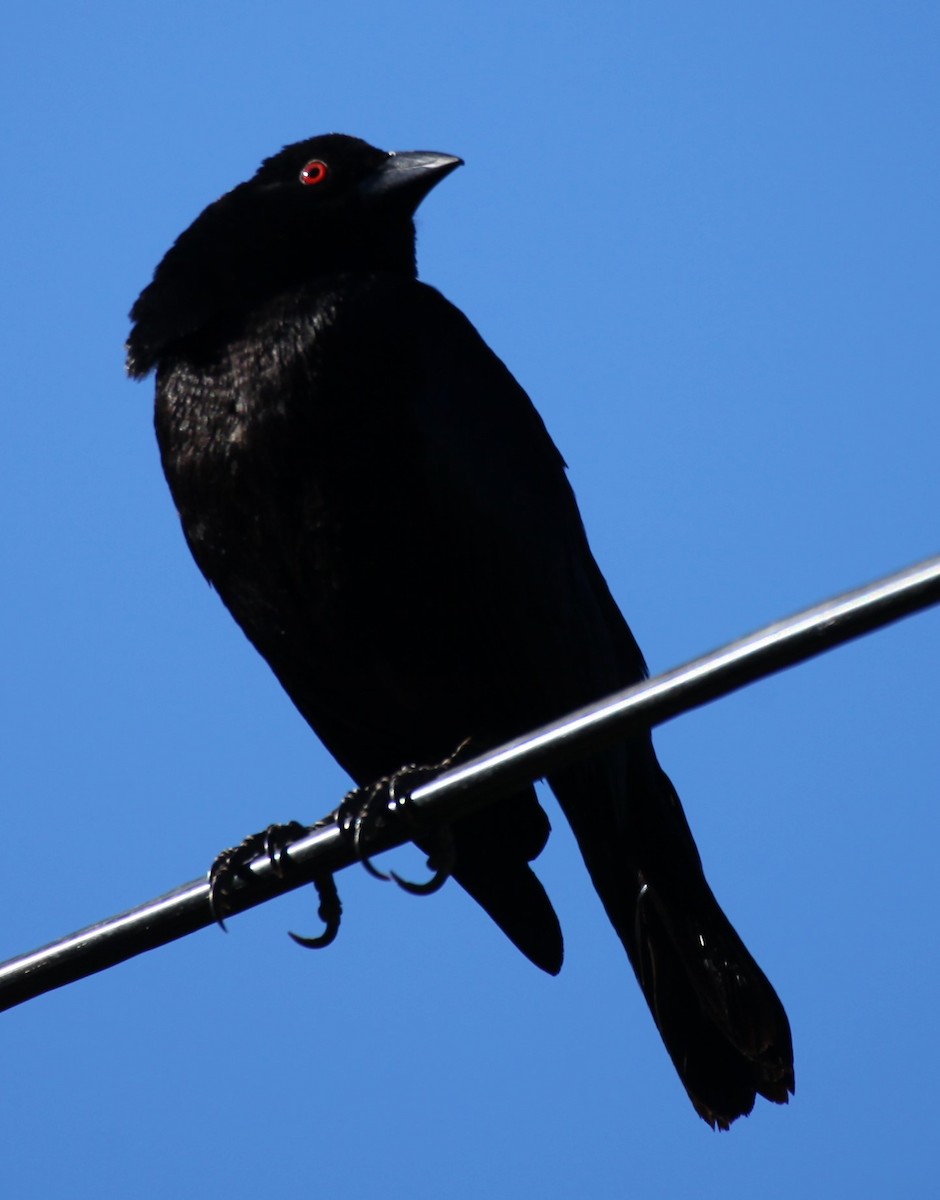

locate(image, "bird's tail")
[[550, 744, 794, 1129]]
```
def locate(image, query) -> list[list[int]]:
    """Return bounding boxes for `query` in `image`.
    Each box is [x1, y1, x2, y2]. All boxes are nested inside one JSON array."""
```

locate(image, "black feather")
[[128, 133, 793, 1124]]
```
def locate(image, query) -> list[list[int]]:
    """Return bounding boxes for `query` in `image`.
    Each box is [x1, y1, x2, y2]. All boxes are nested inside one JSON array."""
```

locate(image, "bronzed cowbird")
[[127, 133, 794, 1127]]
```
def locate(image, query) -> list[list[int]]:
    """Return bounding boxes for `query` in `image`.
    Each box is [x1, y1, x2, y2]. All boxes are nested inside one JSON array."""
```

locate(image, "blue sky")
[[2, 3, 938, 1196]]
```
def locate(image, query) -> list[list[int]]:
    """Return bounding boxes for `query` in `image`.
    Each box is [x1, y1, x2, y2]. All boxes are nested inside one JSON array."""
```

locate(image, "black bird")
[[127, 133, 794, 1127]]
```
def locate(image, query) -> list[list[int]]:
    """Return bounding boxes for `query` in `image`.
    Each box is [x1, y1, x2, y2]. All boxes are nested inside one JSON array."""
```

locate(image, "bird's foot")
[[340, 739, 470, 895], [209, 820, 342, 948]]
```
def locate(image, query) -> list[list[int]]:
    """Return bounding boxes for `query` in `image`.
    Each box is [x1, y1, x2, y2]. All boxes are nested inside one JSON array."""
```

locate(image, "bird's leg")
[[209, 818, 342, 948]]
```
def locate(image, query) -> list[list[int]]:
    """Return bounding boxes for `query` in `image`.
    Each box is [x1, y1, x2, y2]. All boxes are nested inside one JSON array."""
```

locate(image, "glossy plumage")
[[128, 133, 794, 1126]]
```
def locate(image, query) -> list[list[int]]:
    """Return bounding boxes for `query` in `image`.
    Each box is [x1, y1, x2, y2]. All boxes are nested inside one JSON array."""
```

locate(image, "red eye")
[[299, 159, 328, 186]]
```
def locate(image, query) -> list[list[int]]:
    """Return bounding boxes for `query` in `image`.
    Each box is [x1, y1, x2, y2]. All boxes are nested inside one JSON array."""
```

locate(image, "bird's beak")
[[359, 151, 463, 213]]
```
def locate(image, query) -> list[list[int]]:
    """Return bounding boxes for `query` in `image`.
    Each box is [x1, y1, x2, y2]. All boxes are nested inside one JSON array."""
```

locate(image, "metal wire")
[[1, 552, 937, 1013]]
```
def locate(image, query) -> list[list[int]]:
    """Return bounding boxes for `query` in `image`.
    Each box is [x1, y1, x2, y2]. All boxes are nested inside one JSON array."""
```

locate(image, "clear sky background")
[[2, 4, 938, 1197]]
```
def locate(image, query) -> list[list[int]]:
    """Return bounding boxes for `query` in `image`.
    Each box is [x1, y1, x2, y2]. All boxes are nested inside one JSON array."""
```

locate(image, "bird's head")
[[126, 133, 462, 377]]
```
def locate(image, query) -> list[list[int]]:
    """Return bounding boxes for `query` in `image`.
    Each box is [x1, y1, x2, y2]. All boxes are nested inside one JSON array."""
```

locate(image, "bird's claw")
[[209, 821, 343, 949], [389, 843, 452, 896], [340, 742, 468, 893], [209, 832, 289, 931], [340, 786, 393, 880], [289, 873, 342, 949], [208, 739, 467, 943]]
